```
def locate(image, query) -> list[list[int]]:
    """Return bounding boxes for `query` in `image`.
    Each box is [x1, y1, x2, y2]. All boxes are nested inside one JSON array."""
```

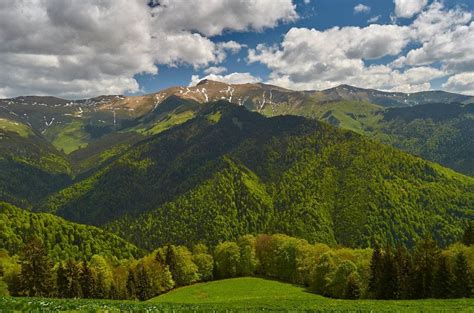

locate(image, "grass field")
[[2, 277, 473, 312]]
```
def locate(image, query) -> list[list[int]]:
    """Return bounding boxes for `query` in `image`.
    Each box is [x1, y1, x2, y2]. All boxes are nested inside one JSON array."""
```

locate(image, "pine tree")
[[165, 245, 177, 282], [412, 235, 440, 298], [462, 221, 474, 246], [432, 255, 453, 298], [126, 268, 137, 300], [136, 264, 152, 301], [380, 245, 398, 299], [56, 263, 68, 298], [453, 252, 472, 298], [80, 261, 95, 299], [20, 238, 53, 297], [368, 244, 382, 298], [65, 260, 82, 298], [394, 244, 413, 299]]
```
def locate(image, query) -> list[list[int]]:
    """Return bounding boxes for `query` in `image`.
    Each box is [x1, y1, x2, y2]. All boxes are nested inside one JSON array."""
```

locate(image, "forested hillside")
[[37, 102, 474, 249], [0, 202, 142, 261], [0, 114, 72, 208]]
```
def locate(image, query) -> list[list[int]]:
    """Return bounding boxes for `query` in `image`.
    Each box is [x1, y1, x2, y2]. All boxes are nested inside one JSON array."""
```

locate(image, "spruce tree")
[[412, 235, 440, 298], [136, 264, 152, 301], [453, 252, 472, 298], [20, 238, 53, 297], [65, 260, 82, 298], [56, 263, 68, 298], [126, 268, 137, 300], [432, 255, 453, 298], [368, 245, 382, 298], [394, 244, 413, 299], [80, 261, 95, 299], [380, 245, 398, 299]]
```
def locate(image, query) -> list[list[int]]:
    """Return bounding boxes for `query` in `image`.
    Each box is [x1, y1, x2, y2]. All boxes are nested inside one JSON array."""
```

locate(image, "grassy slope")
[[2, 277, 473, 311]]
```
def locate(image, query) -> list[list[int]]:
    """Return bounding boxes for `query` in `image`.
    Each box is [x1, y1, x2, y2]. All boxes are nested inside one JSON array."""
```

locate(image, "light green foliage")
[[0, 202, 142, 261], [192, 244, 214, 282], [214, 242, 240, 278], [237, 235, 258, 276]]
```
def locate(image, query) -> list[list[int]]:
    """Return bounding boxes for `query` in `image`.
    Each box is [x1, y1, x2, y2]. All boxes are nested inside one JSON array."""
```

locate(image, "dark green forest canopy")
[[36, 102, 474, 249]]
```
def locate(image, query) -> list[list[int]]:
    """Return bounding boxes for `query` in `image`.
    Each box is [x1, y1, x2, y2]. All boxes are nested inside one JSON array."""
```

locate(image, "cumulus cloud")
[[248, 2, 473, 94], [442, 73, 474, 95], [190, 72, 261, 86], [354, 4, 370, 14], [204, 66, 228, 75], [0, 0, 297, 98], [248, 25, 412, 90], [394, 0, 428, 18]]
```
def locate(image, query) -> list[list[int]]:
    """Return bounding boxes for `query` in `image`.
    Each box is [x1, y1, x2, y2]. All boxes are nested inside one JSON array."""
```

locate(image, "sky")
[[0, 0, 473, 99]]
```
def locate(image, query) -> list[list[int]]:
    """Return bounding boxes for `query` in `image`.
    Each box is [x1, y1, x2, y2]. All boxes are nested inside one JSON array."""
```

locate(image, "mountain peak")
[[196, 79, 228, 86]]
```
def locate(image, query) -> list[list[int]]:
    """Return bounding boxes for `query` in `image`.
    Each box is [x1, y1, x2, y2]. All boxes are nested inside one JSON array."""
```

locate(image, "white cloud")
[[354, 4, 370, 14], [204, 66, 227, 75], [368, 15, 381, 23], [394, 0, 428, 18], [442, 73, 474, 95], [248, 25, 412, 90], [0, 0, 297, 98], [150, 0, 298, 37], [248, 2, 473, 94], [190, 72, 261, 86]]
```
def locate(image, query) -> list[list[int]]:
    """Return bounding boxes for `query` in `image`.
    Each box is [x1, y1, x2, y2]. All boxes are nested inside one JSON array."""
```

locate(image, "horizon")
[[2, 79, 471, 101]]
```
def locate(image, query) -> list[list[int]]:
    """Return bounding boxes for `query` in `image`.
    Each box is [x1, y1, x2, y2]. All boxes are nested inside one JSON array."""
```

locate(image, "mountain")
[[0, 202, 142, 261], [38, 102, 474, 249], [148, 81, 474, 176], [2, 81, 473, 177], [0, 111, 72, 207]]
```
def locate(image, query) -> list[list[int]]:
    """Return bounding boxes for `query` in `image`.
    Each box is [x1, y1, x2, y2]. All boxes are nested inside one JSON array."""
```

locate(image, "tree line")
[[1, 229, 473, 301]]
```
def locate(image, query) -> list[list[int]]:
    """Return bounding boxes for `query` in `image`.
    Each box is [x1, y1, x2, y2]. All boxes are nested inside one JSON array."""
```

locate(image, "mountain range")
[[0, 81, 473, 255]]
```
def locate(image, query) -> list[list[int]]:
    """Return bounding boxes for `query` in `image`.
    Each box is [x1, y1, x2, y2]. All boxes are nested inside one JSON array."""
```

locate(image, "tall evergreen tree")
[[20, 238, 53, 297], [136, 264, 152, 301], [368, 245, 382, 298], [412, 235, 440, 298], [65, 260, 82, 298], [394, 244, 413, 299], [380, 245, 398, 299], [432, 255, 453, 298], [126, 268, 137, 300], [56, 263, 68, 298], [452, 252, 472, 298], [80, 261, 95, 299]]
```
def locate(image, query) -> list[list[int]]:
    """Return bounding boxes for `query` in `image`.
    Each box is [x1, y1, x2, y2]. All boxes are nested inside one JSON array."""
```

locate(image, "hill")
[[38, 102, 474, 249], [147, 277, 474, 311], [0, 202, 143, 261]]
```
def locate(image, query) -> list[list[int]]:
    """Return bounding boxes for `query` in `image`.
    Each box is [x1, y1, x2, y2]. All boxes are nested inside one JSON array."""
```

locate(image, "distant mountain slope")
[[0, 202, 143, 261], [2, 81, 473, 176], [39, 102, 474, 249], [0, 112, 72, 207]]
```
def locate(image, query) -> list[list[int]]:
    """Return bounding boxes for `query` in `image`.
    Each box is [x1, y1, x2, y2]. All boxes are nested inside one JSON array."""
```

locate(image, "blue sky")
[[1, 0, 473, 98], [135, 0, 474, 95]]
